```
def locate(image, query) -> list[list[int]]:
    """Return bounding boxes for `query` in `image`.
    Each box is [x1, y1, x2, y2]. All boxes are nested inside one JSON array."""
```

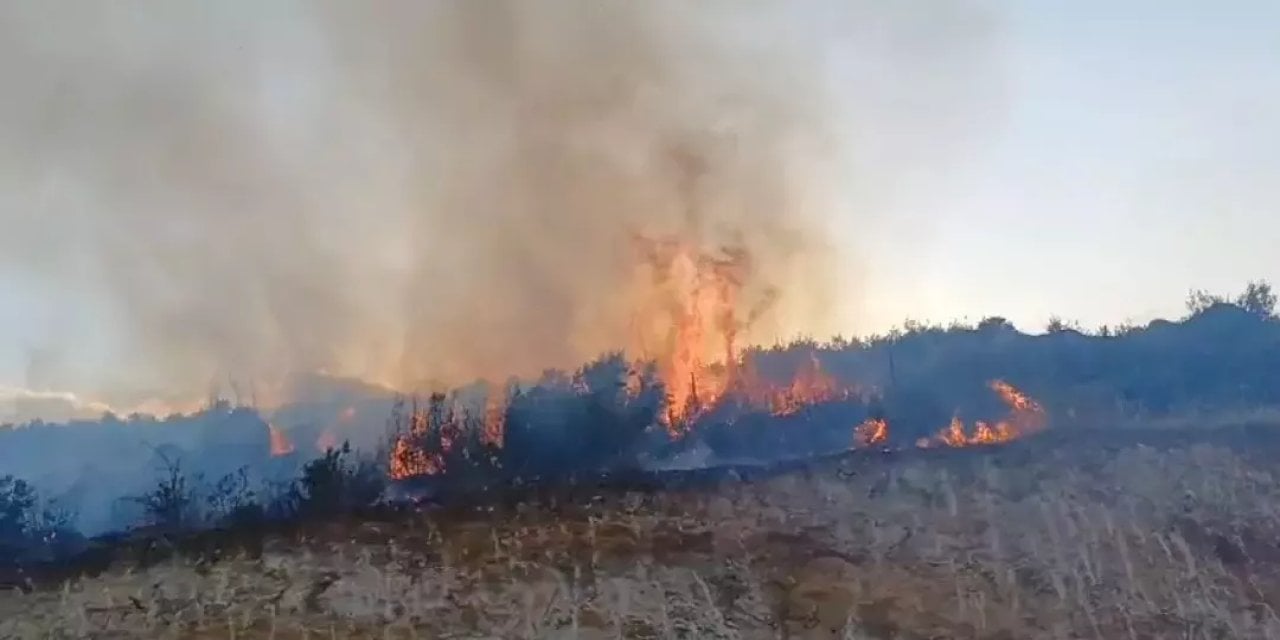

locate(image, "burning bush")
[[384, 347, 897, 482], [387, 353, 664, 483]]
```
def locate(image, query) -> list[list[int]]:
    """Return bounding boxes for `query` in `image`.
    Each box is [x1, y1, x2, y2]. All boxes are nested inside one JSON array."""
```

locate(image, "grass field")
[[4, 424, 1280, 639]]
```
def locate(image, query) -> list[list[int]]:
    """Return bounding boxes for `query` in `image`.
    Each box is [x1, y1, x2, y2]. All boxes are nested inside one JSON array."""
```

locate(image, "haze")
[[0, 1, 1276, 421]]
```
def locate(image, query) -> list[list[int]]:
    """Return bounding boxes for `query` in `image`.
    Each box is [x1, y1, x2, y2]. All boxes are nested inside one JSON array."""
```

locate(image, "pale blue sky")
[[1, 2, 1278, 404], [855, 1, 1280, 332]]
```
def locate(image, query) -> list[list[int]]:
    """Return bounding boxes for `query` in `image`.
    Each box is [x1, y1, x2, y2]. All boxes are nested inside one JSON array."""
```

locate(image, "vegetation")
[[0, 475, 78, 563], [291, 443, 385, 518], [1187, 280, 1277, 319], [4, 280, 1280, 636], [385, 352, 664, 486], [4, 430, 1280, 638]]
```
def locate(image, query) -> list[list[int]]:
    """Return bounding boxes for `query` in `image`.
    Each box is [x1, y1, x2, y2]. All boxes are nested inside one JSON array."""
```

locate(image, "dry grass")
[[4, 435, 1280, 639]]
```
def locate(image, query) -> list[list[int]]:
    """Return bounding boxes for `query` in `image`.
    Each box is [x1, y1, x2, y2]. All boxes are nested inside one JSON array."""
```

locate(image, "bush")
[[499, 353, 662, 478], [128, 454, 272, 532], [122, 443, 385, 531], [384, 353, 664, 483], [128, 454, 197, 532], [294, 442, 385, 518], [0, 476, 36, 545], [1045, 316, 1080, 334], [0, 475, 81, 562], [205, 468, 264, 528], [1187, 280, 1276, 319]]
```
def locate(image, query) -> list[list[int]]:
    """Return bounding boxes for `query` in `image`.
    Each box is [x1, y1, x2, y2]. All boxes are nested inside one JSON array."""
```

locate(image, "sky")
[[855, 1, 1280, 333], [0, 1, 1278, 412]]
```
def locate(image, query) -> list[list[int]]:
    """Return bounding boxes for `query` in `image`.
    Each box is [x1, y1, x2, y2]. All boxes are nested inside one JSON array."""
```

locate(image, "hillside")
[[4, 422, 1280, 638], [3, 302, 1280, 536], [4, 299, 1280, 636]]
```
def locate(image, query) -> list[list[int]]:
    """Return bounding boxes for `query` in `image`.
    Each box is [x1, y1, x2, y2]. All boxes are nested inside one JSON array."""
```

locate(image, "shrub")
[[128, 454, 198, 532], [0, 476, 36, 544], [0, 475, 82, 562], [500, 353, 662, 478], [205, 468, 263, 528], [1187, 280, 1276, 319], [1045, 316, 1080, 333], [294, 442, 385, 518]]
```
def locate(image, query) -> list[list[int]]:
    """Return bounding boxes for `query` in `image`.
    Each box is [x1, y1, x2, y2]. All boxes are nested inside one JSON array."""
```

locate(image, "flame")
[[482, 392, 506, 448], [938, 415, 968, 447], [387, 391, 505, 480], [267, 423, 295, 457], [854, 417, 888, 448], [313, 405, 357, 453], [626, 233, 787, 436], [738, 352, 856, 417], [990, 379, 1042, 415], [383, 234, 1042, 481], [384, 375, 1047, 482], [316, 429, 339, 452], [625, 234, 863, 436], [388, 402, 445, 480], [636, 238, 746, 433], [390, 434, 443, 479], [924, 380, 1045, 448]]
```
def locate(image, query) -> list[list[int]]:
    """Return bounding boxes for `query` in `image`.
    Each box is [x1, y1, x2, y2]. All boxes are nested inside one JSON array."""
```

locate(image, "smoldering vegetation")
[[2, 287, 1280, 555]]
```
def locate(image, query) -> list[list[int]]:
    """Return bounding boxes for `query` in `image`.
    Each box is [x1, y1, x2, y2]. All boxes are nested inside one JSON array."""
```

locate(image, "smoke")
[[0, 1, 1004, 411]]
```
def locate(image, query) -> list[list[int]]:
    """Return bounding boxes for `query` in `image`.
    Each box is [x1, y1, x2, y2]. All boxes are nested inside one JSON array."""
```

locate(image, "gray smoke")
[[0, 1, 1005, 413]]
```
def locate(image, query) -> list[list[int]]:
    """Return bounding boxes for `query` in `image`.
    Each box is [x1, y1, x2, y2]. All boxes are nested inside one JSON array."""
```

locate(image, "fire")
[[390, 434, 443, 479], [854, 417, 888, 448], [482, 392, 506, 448], [382, 232, 1042, 482], [630, 235, 751, 433], [386, 391, 505, 480], [316, 430, 339, 452], [388, 401, 445, 480], [738, 352, 856, 417], [937, 416, 967, 447], [315, 405, 357, 453], [267, 423, 295, 457], [923, 380, 1045, 448], [625, 234, 862, 435], [990, 379, 1042, 415]]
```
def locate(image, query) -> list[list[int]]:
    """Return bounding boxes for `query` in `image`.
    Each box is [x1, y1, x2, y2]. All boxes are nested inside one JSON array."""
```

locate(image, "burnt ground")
[[5, 421, 1280, 638]]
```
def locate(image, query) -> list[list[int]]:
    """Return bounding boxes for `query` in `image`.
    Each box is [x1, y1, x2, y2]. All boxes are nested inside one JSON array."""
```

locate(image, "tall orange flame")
[[268, 423, 295, 457], [388, 401, 445, 480], [628, 234, 772, 436]]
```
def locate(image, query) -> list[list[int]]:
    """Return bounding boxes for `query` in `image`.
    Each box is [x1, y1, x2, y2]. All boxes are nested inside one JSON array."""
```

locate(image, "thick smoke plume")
[[0, 2, 1002, 412]]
